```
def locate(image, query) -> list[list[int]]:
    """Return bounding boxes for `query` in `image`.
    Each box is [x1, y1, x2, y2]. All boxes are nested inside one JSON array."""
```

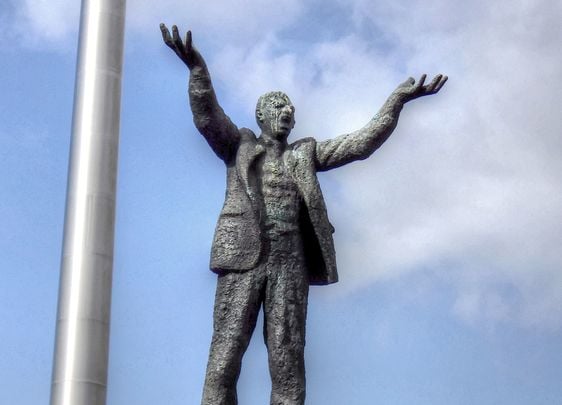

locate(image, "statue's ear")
[[256, 110, 264, 124]]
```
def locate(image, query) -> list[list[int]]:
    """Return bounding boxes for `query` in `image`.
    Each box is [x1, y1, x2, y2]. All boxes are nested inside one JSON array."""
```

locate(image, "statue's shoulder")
[[239, 127, 257, 142], [290, 136, 316, 151], [289, 137, 317, 166]]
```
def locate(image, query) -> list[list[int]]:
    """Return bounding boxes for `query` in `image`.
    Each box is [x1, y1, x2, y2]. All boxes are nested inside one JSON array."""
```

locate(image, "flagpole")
[[50, 0, 126, 403]]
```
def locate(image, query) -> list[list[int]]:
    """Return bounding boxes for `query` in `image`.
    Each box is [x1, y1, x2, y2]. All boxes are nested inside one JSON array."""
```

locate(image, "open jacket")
[[210, 129, 339, 285]]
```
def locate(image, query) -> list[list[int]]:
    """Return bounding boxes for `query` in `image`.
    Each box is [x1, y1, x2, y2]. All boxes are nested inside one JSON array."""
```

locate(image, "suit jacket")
[[210, 128, 339, 285]]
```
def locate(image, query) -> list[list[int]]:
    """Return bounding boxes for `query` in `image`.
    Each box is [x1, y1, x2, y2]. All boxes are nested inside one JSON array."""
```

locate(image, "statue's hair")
[[255, 91, 291, 125]]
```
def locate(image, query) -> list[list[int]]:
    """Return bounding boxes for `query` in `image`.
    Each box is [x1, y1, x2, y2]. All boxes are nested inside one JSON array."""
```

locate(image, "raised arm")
[[315, 74, 447, 171], [160, 24, 240, 163]]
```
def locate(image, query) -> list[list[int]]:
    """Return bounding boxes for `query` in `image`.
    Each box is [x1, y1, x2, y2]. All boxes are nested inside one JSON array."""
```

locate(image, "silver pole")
[[50, 0, 126, 404]]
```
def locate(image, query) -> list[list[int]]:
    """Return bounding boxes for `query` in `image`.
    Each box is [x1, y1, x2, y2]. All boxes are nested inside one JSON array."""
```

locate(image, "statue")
[[160, 24, 447, 405]]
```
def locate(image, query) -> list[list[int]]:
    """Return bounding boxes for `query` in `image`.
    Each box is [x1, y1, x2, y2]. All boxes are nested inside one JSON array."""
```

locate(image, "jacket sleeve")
[[189, 64, 240, 163], [314, 92, 404, 172]]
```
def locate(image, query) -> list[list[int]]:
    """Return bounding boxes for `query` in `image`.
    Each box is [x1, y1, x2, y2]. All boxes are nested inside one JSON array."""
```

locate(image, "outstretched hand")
[[394, 74, 448, 103], [160, 23, 201, 69]]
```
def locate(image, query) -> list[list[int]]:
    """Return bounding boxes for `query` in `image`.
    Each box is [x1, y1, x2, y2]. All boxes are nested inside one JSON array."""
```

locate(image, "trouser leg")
[[201, 269, 265, 405], [263, 254, 309, 405]]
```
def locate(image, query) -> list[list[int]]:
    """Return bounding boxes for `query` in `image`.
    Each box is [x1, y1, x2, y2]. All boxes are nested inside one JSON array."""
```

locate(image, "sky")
[[1, 0, 562, 404]]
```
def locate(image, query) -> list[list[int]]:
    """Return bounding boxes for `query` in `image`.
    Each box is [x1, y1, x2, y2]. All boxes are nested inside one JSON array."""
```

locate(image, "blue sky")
[[1, 0, 562, 404]]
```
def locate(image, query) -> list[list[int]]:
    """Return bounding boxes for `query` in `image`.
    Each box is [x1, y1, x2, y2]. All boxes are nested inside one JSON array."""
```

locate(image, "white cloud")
[[130, 0, 304, 46], [203, 0, 562, 330], [6, 0, 304, 50], [8, 0, 80, 49]]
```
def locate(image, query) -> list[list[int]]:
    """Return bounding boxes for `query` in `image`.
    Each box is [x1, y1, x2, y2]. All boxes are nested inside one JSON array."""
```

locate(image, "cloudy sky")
[[1, 0, 562, 404]]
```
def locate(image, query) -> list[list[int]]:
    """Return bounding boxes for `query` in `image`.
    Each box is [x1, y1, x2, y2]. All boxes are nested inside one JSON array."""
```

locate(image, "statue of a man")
[[160, 24, 447, 405]]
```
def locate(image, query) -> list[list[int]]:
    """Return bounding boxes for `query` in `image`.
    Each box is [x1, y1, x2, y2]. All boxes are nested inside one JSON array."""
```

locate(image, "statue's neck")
[[259, 133, 287, 157]]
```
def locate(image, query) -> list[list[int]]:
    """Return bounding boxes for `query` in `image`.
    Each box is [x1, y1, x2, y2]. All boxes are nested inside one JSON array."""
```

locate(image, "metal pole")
[[50, 0, 126, 403]]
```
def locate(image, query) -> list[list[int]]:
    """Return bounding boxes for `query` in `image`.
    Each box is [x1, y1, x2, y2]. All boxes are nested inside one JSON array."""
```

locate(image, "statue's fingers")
[[416, 74, 427, 89], [426, 74, 442, 93], [172, 25, 185, 52], [185, 30, 192, 52], [434, 75, 448, 92], [400, 76, 415, 88], [159, 23, 173, 46]]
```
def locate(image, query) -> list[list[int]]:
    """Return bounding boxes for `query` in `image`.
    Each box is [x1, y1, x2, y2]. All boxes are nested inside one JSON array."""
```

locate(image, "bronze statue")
[[160, 23, 447, 405]]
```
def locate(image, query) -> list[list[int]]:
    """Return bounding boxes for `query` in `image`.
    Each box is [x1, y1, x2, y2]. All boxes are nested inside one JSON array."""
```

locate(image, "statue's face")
[[257, 93, 295, 140]]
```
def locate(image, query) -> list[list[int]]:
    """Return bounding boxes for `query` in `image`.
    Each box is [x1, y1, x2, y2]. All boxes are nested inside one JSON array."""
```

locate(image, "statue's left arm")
[[315, 74, 447, 172]]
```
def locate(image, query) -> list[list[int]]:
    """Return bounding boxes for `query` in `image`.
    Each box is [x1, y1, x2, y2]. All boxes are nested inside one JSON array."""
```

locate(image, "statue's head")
[[255, 91, 295, 141]]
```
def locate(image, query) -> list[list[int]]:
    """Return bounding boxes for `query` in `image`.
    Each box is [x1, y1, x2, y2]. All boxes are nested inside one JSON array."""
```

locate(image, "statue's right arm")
[[161, 24, 240, 163]]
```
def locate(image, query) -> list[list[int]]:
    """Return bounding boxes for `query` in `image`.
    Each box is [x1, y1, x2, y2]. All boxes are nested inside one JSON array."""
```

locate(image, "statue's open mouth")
[[279, 122, 291, 131], [279, 115, 292, 124]]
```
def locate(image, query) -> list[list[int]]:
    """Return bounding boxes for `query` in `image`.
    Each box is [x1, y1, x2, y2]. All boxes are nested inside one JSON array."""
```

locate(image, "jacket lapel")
[[237, 138, 265, 205]]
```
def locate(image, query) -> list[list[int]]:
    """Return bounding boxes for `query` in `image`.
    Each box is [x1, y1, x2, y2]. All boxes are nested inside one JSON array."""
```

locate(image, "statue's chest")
[[258, 152, 301, 231]]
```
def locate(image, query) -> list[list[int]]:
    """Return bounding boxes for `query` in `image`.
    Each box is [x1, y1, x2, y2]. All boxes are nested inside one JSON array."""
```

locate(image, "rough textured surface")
[[160, 23, 447, 405]]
